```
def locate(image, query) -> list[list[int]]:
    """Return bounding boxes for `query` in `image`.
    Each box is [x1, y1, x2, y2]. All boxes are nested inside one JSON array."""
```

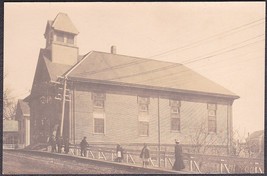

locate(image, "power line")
[[75, 18, 264, 78], [138, 55, 263, 88], [133, 46, 264, 85], [148, 18, 265, 59], [106, 37, 264, 81]]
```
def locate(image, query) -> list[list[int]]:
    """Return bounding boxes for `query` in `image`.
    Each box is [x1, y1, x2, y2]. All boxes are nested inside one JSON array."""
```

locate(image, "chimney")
[[111, 45, 117, 54]]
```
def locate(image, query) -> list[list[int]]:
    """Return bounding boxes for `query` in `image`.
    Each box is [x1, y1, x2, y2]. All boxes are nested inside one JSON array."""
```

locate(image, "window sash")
[[66, 34, 74, 44], [208, 120, 216, 132], [139, 121, 149, 136], [208, 110, 216, 116], [171, 118, 180, 131], [94, 100, 104, 109], [139, 104, 148, 112], [94, 118, 105, 134], [171, 106, 180, 114], [56, 33, 64, 42]]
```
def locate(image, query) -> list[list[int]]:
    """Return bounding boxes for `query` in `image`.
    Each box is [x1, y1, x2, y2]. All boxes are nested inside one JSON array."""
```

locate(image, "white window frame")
[[207, 103, 217, 133], [139, 121, 149, 136], [93, 113, 106, 135]]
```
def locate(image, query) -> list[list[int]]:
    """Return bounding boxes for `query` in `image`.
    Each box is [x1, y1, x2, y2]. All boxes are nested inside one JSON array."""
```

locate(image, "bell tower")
[[44, 13, 79, 65]]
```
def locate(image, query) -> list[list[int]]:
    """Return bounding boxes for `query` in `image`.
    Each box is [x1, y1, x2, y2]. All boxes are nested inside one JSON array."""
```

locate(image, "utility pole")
[[158, 96, 161, 167], [60, 77, 67, 137]]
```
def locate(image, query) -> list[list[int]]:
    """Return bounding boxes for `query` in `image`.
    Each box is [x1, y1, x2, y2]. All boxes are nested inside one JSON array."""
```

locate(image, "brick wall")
[[73, 86, 230, 147]]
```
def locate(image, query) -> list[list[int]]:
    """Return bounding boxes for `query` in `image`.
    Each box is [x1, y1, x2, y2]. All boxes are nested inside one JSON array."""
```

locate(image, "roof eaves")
[[67, 77, 240, 100]]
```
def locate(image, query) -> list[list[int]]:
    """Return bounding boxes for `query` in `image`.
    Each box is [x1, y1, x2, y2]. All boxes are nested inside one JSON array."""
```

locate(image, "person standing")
[[172, 139, 185, 171], [116, 144, 124, 162], [80, 137, 89, 157], [57, 136, 64, 153], [140, 143, 150, 168], [49, 134, 57, 153], [64, 137, 70, 154]]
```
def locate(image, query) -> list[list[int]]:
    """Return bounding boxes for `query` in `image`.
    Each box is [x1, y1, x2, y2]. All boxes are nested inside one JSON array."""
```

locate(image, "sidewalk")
[[11, 149, 194, 174]]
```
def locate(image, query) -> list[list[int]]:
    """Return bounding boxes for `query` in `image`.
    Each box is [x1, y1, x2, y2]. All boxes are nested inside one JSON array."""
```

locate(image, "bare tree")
[[188, 119, 226, 155], [3, 73, 17, 120]]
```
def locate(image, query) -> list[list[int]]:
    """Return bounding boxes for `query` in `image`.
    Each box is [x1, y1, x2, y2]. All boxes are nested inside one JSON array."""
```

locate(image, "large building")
[[25, 13, 239, 153]]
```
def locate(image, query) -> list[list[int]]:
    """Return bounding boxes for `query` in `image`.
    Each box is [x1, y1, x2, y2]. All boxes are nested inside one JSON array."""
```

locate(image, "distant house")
[[27, 13, 239, 154], [246, 130, 264, 157], [15, 99, 31, 146], [3, 120, 19, 146]]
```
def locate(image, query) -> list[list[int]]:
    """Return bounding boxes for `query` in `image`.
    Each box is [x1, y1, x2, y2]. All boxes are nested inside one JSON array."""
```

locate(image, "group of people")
[[47, 135, 70, 154], [48, 135, 185, 171], [115, 140, 184, 171]]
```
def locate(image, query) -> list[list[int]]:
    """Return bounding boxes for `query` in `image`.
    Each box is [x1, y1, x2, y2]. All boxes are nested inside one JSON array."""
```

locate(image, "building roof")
[[17, 99, 30, 116], [43, 54, 72, 81], [247, 130, 264, 142], [67, 51, 239, 99], [3, 120, 18, 132], [51, 13, 79, 34]]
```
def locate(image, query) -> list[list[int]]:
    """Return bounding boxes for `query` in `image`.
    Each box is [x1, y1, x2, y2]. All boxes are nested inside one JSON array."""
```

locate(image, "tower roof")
[[51, 13, 79, 34]]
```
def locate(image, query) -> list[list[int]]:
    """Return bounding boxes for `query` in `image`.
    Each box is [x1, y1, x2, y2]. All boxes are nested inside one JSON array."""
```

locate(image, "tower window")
[[56, 33, 64, 42], [66, 34, 74, 44]]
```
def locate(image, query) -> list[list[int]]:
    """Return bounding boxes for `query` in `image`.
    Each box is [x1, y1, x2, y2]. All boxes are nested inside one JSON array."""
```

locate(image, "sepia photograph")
[[3, 2, 265, 174]]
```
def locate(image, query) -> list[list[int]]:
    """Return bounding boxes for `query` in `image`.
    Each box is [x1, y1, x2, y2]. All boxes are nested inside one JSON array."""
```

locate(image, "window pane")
[[208, 120, 216, 132], [171, 107, 179, 114], [67, 34, 74, 44], [139, 121, 149, 136], [139, 104, 148, 112], [94, 100, 104, 108], [94, 118, 104, 133], [208, 110, 216, 116], [171, 118, 180, 131], [56, 33, 64, 42]]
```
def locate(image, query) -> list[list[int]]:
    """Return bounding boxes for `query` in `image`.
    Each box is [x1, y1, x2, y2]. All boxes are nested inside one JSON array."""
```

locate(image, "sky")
[[4, 2, 265, 136]]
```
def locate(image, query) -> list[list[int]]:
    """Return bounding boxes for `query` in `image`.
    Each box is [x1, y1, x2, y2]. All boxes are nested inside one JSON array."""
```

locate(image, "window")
[[138, 96, 150, 136], [93, 113, 105, 134], [139, 104, 148, 112], [94, 118, 105, 134], [170, 99, 181, 132], [66, 34, 74, 44], [171, 106, 179, 114], [94, 100, 104, 109], [171, 106, 181, 131], [92, 92, 105, 109], [56, 33, 64, 42], [207, 103, 217, 133], [139, 121, 149, 136], [171, 118, 180, 131]]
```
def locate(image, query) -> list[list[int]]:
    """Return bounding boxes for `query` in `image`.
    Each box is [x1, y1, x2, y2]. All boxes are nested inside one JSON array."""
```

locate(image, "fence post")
[[126, 153, 129, 163], [190, 156, 193, 172], [254, 162, 258, 173], [220, 159, 224, 173]]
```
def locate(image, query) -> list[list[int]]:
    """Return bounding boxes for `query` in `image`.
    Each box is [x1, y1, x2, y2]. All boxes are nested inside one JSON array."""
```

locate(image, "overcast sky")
[[4, 2, 265, 135]]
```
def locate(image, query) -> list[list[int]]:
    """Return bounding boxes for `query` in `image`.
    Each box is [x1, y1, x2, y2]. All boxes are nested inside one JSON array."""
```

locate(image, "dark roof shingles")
[[68, 51, 239, 98]]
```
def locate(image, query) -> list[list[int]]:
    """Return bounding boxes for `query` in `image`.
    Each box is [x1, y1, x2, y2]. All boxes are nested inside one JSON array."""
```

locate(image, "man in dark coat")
[[49, 135, 57, 153], [64, 137, 70, 154], [172, 139, 185, 171], [57, 136, 64, 153], [80, 137, 89, 157], [140, 143, 150, 168]]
